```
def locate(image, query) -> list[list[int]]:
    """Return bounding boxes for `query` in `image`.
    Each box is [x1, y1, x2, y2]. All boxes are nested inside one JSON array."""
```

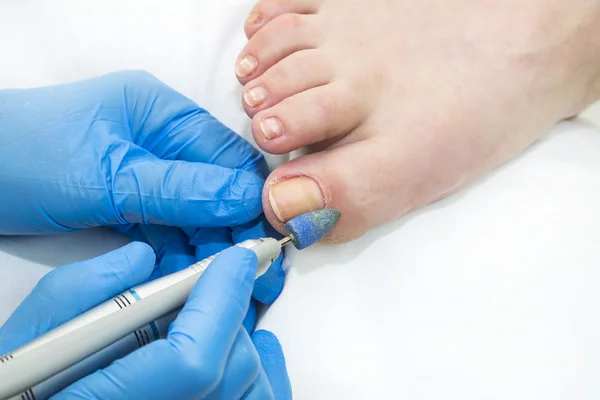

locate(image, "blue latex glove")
[[0, 71, 267, 234], [0, 71, 287, 327], [182, 218, 286, 333], [0, 243, 293, 400], [125, 218, 286, 333]]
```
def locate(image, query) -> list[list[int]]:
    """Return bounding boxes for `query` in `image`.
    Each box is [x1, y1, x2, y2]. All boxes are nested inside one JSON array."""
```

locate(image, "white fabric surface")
[[1, 2, 600, 399]]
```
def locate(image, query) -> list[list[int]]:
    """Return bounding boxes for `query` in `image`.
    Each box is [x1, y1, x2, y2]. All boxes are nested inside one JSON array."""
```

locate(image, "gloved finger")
[[58, 247, 258, 399], [120, 225, 194, 279], [241, 368, 275, 400], [118, 226, 160, 281], [135, 225, 195, 276], [0, 242, 155, 354], [205, 329, 261, 400], [110, 147, 264, 228], [252, 330, 293, 400], [168, 246, 256, 349], [182, 226, 259, 332], [233, 217, 286, 304], [184, 219, 284, 304], [116, 71, 268, 177], [243, 301, 258, 334]]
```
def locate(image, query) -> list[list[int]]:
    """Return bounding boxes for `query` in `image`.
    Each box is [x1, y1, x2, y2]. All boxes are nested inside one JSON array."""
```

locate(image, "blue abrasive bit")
[[284, 209, 342, 250]]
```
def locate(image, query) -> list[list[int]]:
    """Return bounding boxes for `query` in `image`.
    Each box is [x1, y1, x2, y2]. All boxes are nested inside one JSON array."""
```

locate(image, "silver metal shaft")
[[278, 236, 293, 247]]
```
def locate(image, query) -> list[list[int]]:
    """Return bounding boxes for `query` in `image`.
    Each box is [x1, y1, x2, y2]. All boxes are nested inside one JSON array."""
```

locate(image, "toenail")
[[236, 55, 258, 78], [269, 176, 325, 222], [246, 11, 262, 25], [259, 117, 284, 140], [244, 86, 269, 108]]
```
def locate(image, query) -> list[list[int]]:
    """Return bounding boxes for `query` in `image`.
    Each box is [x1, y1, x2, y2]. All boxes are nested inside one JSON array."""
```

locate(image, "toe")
[[245, 0, 323, 39], [242, 49, 333, 116], [262, 138, 405, 242], [236, 13, 321, 83], [263, 125, 475, 242], [251, 81, 367, 154]]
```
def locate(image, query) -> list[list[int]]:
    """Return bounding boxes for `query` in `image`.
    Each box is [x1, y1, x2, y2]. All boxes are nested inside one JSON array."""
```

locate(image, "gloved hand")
[[0, 243, 292, 400], [0, 71, 267, 234], [184, 217, 287, 333], [125, 218, 286, 333], [0, 71, 287, 327]]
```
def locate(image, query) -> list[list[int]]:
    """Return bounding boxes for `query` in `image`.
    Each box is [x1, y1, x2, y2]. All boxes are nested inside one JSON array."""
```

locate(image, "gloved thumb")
[[252, 330, 293, 400], [108, 145, 265, 228], [232, 218, 286, 305], [0, 242, 155, 354]]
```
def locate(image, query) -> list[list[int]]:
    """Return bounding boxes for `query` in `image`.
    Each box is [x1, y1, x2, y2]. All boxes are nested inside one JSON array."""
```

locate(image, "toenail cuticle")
[[244, 86, 269, 107], [246, 11, 262, 25], [236, 55, 258, 78], [260, 117, 284, 140]]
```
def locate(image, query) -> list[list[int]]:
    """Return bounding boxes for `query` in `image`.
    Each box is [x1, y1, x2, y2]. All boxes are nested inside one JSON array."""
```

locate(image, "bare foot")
[[236, 0, 600, 242]]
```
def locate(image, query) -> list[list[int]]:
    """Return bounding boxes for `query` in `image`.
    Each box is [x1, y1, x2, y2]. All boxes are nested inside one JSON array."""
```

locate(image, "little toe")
[[236, 13, 321, 83], [245, 0, 323, 38], [242, 49, 333, 116], [251, 81, 367, 154]]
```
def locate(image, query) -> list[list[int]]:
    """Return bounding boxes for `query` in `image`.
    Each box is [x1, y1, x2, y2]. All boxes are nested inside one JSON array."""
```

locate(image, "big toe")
[[263, 137, 423, 242]]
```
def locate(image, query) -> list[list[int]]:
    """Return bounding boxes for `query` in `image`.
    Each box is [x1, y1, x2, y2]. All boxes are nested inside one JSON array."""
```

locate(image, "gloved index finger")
[[113, 154, 264, 228], [167, 246, 258, 368], [232, 218, 286, 305], [121, 71, 269, 177], [156, 109, 268, 178]]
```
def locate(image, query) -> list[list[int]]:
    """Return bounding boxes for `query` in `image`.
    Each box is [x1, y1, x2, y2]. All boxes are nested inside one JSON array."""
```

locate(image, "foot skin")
[[236, 0, 600, 242]]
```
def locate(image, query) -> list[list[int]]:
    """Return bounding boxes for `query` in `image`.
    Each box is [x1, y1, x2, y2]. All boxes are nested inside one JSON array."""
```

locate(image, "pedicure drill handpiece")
[[0, 209, 341, 400]]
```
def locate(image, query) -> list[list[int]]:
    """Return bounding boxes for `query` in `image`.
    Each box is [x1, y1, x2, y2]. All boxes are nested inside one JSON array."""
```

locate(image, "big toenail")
[[236, 55, 258, 78], [246, 11, 262, 25], [260, 117, 284, 140], [244, 86, 268, 107], [269, 177, 325, 222]]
